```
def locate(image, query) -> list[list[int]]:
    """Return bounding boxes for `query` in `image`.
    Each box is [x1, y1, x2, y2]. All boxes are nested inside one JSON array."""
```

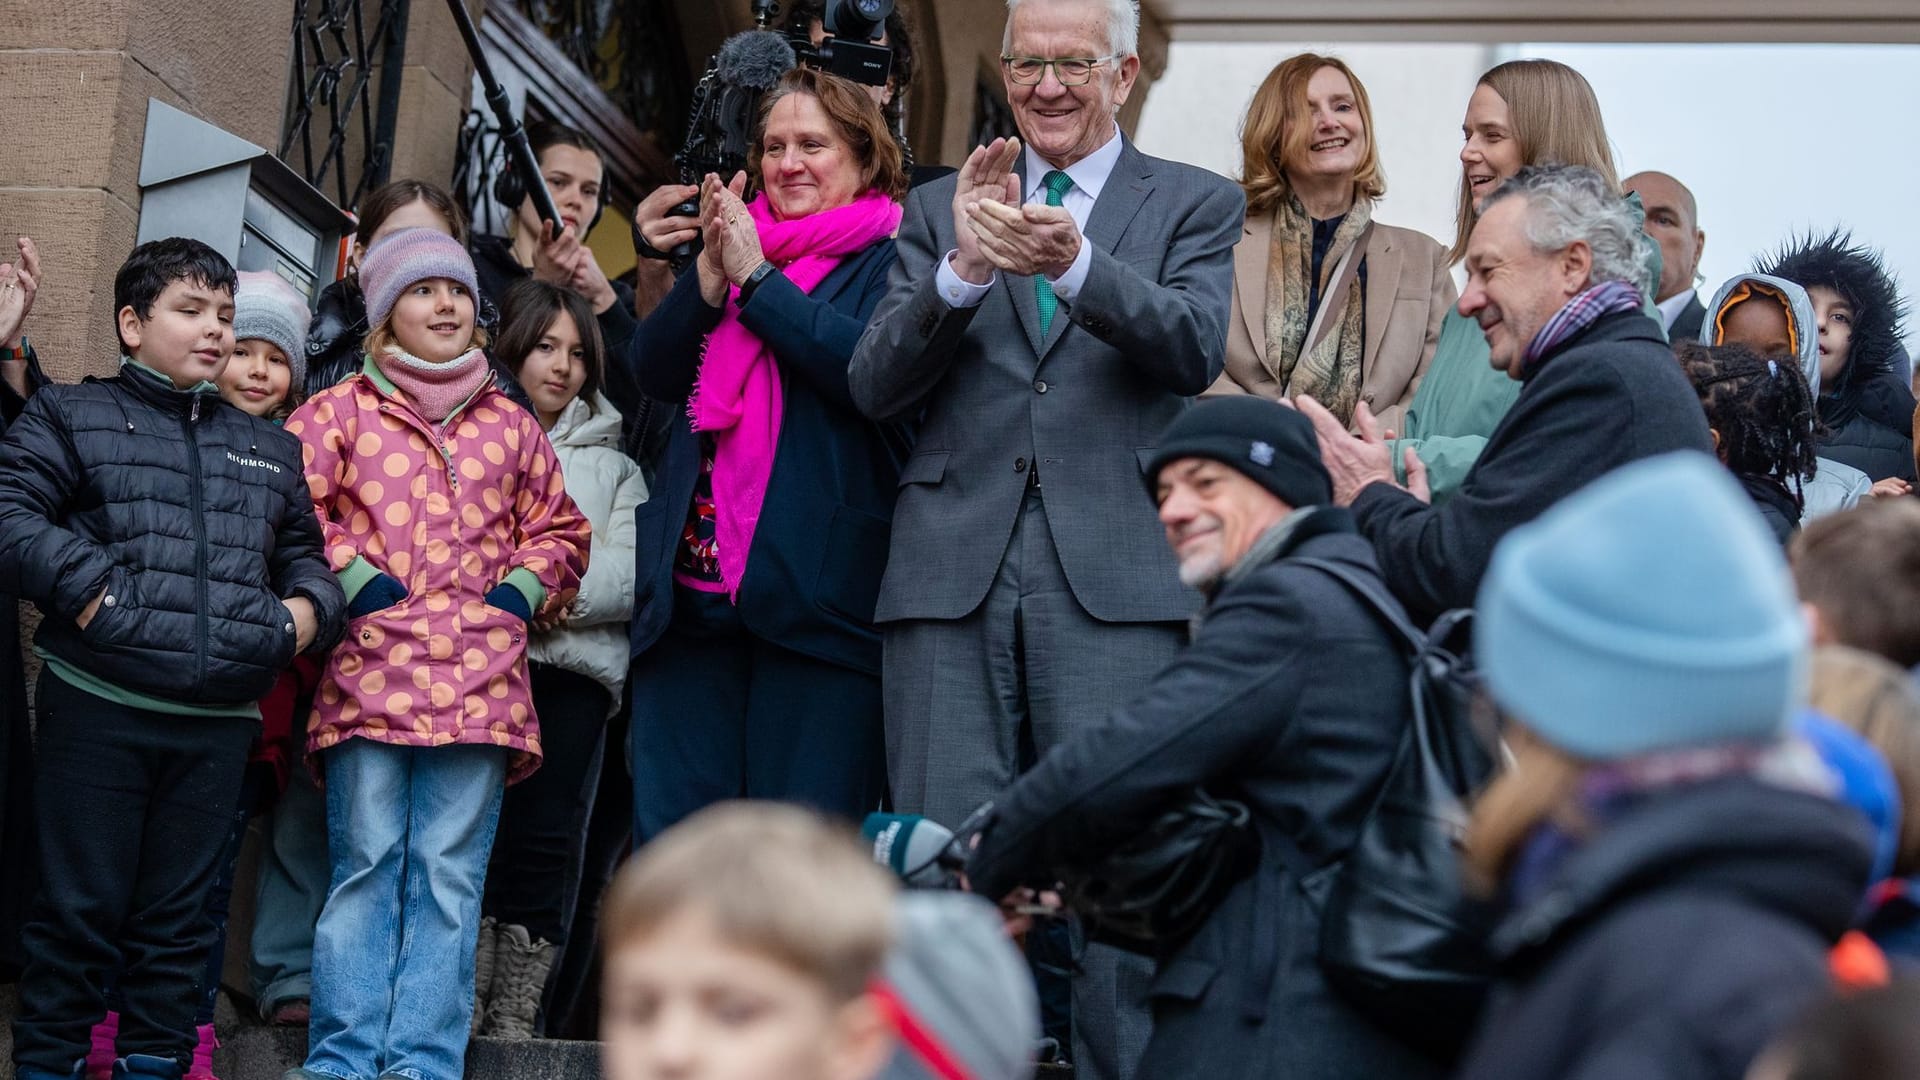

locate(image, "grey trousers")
[[883, 486, 1184, 1080]]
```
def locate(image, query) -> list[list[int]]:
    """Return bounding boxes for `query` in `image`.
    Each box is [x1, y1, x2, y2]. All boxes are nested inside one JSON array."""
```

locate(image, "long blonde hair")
[[1449, 59, 1620, 264], [1809, 646, 1920, 876], [1461, 725, 1588, 895], [1239, 53, 1386, 217]]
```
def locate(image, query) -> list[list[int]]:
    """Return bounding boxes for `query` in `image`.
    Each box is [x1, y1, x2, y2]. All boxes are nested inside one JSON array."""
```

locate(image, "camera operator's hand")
[[534, 224, 619, 314], [949, 137, 1022, 286], [635, 183, 702, 254]]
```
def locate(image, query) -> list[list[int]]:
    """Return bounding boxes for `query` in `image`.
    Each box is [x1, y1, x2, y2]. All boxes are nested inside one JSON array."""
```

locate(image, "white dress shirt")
[[1656, 287, 1698, 335], [934, 125, 1125, 310]]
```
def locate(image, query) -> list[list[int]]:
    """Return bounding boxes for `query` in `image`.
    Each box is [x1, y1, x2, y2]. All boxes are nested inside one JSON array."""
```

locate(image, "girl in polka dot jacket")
[[282, 228, 589, 1080]]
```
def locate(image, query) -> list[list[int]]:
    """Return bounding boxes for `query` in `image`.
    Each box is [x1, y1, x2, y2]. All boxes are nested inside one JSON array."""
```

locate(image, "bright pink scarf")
[[691, 189, 902, 599]]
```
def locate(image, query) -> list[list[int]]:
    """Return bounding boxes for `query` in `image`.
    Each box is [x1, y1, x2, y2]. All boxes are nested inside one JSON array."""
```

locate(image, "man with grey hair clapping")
[[1298, 164, 1714, 621]]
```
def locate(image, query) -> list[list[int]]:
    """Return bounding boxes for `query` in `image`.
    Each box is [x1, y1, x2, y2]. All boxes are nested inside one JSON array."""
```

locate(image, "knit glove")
[[485, 582, 533, 626], [347, 573, 407, 619]]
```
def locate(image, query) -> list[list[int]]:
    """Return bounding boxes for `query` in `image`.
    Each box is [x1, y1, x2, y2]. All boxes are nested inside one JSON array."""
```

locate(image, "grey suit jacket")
[[849, 137, 1244, 624]]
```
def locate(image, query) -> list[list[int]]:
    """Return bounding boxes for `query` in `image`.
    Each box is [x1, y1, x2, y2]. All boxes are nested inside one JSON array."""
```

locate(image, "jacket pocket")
[[815, 504, 891, 624], [1134, 447, 1159, 475], [897, 451, 950, 487], [78, 566, 134, 645]]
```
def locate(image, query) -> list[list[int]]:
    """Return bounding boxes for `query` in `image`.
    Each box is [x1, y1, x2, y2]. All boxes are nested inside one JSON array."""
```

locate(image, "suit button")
[[1014, 457, 1027, 473], [1034, 380, 1048, 394], [1363, 390, 1376, 404]]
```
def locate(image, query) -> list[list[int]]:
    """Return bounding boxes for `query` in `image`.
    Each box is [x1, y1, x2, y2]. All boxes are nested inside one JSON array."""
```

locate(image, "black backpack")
[[1290, 557, 1502, 1061]]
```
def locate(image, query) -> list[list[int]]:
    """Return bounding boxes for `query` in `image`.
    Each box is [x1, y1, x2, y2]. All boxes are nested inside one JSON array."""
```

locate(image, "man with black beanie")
[[965, 397, 1443, 1079]]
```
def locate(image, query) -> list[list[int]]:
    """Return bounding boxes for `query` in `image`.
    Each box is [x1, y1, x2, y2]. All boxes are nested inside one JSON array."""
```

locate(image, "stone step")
[[213, 1022, 602, 1080]]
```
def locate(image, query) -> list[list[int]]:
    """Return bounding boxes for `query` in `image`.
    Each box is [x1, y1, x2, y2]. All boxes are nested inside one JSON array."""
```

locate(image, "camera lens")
[[826, 0, 892, 39]]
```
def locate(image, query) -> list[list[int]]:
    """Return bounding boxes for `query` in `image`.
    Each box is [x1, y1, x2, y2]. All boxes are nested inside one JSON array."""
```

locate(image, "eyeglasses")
[[1000, 55, 1116, 86]]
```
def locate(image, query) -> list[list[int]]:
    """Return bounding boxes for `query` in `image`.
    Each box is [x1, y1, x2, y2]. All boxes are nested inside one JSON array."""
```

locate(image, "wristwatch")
[[736, 261, 778, 306]]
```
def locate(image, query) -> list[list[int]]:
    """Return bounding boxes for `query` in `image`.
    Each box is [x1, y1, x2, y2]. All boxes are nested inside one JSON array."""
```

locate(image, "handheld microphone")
[[862, 812, 964, 889]]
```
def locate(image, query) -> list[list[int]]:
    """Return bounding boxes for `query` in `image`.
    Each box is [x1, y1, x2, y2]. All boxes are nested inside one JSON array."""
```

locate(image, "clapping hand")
[[966, 198, 1082, 280], [1297, 397, 1427, 506], [0, 236, 41, 349], [948, 137, 1022, 284], [695, 171, 752, 306]]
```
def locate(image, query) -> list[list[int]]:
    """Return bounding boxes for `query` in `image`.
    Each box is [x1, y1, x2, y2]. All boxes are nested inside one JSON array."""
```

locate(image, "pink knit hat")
[[357, 227, 479, 330]]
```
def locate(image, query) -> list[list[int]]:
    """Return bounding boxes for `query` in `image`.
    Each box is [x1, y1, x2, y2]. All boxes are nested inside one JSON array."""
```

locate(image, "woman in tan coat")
[[1209, 54, 1453, 434]]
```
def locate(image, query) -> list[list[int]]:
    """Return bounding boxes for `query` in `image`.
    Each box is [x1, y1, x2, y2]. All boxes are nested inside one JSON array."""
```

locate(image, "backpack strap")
[[1285, 556, 1425, 656]]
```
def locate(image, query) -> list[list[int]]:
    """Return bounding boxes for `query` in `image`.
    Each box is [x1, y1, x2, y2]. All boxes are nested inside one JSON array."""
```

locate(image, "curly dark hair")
[[1675, 340, 1820, 511], [1758, 229, 1910, 426]]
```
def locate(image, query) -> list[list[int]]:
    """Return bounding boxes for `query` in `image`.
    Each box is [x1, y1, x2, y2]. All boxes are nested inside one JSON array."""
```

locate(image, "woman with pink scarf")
[[612, 68, 908, 840]]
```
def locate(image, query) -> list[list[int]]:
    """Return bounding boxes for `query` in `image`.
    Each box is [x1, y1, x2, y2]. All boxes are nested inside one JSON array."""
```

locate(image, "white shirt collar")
[[1023, 124, 1125, 205], [1656, 287, 1697, 332]]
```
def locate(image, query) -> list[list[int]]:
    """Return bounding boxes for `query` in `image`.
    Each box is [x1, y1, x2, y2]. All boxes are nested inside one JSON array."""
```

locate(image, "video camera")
[[638, 0, 896, 266]]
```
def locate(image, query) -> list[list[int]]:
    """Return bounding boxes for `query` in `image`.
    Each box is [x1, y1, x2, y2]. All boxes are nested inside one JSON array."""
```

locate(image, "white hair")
[[1003, 0, 1139, 59], [1482, 164, 1658, 296]]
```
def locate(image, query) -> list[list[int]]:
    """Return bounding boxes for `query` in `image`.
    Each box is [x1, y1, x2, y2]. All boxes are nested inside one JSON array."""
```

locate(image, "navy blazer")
[[603, 239, 907, 675]]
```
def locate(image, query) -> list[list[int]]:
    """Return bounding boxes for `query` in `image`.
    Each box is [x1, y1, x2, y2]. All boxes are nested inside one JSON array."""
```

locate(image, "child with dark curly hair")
[[1761, 230, 1915, 491], [1675, 340, 1821, 543]]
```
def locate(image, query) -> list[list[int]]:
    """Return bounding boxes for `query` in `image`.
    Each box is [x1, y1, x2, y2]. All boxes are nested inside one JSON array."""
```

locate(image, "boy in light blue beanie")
[[1475, 450, 1808, 760]]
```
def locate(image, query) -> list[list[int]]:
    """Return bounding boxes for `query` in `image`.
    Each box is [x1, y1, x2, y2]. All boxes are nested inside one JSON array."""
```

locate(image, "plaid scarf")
[[1522, 279, 1645, 373]]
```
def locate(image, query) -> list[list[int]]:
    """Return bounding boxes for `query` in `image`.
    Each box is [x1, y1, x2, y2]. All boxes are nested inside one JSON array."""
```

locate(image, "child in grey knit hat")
[[219, 270, 310, 421]]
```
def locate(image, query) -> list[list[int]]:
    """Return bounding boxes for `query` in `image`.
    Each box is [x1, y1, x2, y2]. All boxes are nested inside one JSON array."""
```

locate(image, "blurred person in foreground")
[[1453, 452, 1872, 1080]]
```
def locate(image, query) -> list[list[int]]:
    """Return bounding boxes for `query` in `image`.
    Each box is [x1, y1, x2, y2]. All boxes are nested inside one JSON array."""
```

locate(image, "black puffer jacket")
[[1455, 777, 1872, 1080], [0, 365, 347, 706]]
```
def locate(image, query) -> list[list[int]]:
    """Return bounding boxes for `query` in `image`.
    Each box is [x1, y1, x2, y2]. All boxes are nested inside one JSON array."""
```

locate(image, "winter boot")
[[183, 1023, 219, 1080], [480, 923, 557, 1039], [471, 914, 500, 1036], [86, 1010, 120, 1080]]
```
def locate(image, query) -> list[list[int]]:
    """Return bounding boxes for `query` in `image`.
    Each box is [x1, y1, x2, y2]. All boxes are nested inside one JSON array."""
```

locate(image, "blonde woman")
[[1210, 54, 1453, 435], [1394, 59, 1654, 502]]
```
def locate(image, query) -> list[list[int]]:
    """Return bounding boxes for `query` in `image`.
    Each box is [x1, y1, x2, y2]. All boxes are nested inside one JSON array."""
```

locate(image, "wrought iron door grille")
[[280, 0, 412, 211]]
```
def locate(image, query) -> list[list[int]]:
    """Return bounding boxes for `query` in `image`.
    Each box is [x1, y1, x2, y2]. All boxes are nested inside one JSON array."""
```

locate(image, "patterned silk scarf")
[[1262, 194, 1372, 423]]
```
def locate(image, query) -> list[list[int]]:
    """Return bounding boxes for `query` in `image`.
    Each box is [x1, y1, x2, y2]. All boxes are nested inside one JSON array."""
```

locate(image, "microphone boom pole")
[[445, 0, 563, 241]]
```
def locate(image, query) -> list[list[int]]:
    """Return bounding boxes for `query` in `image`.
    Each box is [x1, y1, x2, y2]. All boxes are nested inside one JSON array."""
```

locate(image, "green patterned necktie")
[[1034, 170, 1074, 336]]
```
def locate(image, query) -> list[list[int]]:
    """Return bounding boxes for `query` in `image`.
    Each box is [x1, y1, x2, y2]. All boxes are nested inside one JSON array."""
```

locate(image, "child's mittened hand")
[[347, 573, 408, 619], [484, 583, 533, 626]]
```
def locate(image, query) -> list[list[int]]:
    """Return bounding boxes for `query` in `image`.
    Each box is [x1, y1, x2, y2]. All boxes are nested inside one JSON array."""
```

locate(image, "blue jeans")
[[305, 740, 507, 1080], [250, 754, 330, 1013]]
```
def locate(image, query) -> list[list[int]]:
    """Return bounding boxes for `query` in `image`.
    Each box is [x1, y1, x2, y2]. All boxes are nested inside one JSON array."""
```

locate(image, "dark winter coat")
[[1739, 474, 1800, 545], [967, 511, 1444, 1079], [0, 365, 347, 706], [1351, 309, 1714, 622], [603, 240, 909, 675], [0, 345, 49, 977], [1455, 777, 1873, 1080], [1819, 370, 1916, 483], [301, 272, 530, 410]]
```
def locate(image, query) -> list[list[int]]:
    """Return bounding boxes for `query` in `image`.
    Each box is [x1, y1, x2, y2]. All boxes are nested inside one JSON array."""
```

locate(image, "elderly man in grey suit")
[[849, 0, 1241, 1075]]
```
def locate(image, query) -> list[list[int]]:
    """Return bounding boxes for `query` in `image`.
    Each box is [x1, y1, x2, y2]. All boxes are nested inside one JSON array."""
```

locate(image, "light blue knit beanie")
[[1475, 451, 1807, 761]]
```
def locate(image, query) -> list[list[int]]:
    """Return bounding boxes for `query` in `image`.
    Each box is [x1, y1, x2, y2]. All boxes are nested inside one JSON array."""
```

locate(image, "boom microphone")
[[716, 29, 797, 90]]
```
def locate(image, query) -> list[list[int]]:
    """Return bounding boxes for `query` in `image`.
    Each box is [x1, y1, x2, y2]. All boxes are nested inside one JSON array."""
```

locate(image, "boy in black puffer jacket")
[[0, 238, 347, 1080]]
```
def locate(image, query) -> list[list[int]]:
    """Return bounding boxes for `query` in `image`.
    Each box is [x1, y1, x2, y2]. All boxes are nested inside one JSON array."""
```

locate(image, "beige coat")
[[1207, 206, 1456, 433]]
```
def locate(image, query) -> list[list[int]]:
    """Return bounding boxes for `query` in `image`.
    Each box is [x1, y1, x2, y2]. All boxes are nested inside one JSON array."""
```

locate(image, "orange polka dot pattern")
[[285, 374, 590, 783]]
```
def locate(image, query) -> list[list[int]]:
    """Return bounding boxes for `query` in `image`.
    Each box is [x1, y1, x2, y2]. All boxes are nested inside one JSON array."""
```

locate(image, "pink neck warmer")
[[376, 345, 491, 423]]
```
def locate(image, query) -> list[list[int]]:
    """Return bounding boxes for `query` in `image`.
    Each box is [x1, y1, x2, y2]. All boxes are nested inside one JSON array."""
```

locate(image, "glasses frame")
[[999, 55, 1118, 86]]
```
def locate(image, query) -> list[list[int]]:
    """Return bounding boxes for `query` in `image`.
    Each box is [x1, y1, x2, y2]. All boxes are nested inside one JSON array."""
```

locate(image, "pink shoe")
[[85, 1010, 118, 1080], [184, 1022, 221, 1080]]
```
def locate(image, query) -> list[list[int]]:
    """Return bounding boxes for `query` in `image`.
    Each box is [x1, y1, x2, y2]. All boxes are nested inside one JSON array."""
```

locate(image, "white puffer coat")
[[533, 392, 647, 711]]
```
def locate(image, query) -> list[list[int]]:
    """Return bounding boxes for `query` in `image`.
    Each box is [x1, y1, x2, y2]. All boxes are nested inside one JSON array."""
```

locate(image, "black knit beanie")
[[1144, 397, 1333, 509]]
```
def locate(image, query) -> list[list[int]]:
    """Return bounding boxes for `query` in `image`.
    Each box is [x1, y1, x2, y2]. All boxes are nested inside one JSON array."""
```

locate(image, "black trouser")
[[484, 662, 612, 943], [12, 672, 255, 1076]]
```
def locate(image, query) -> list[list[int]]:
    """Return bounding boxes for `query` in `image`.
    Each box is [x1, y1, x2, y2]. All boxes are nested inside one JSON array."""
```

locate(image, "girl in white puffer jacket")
[[478, 278, 648, 1037]]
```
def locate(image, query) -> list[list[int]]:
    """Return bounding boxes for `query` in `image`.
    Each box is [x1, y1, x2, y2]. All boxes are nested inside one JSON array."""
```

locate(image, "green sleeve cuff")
[[337, 555, 380, 604], [503, 566, 546, 615]]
